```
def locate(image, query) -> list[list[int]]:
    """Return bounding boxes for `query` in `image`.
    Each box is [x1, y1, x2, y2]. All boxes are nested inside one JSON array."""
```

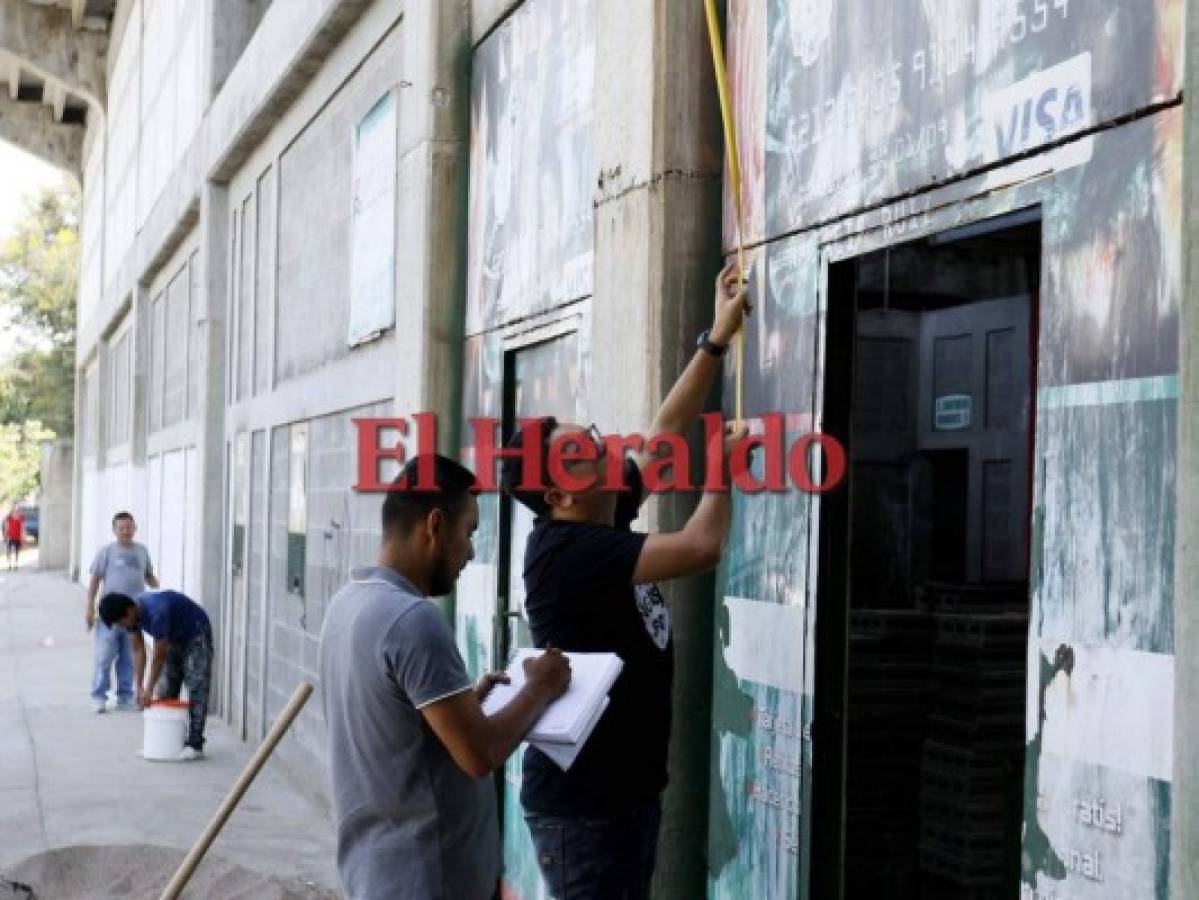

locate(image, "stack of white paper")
[[482, 649, 623, 770]]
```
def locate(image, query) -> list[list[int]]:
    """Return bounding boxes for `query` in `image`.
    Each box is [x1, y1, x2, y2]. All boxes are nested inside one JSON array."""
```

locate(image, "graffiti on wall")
[[724, 0, 1183, 247], [457, 324, 593, 900], [1021, 109, 1180, 900], [466, 0, 596, 336], [708, 241, 822, 900], [712, 0, 1183, 893], [462, 3, 598, 897]]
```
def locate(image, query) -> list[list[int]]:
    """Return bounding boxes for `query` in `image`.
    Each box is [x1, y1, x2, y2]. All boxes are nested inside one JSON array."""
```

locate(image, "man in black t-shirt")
[[500, 263, 749, 899]]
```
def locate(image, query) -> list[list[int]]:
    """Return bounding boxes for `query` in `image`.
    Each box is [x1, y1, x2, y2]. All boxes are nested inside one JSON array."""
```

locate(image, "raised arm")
[[420, 650, 570, 778], [637, 262, 749, 470], [631, 421, 746, 584], [632, 492, 730, 584]]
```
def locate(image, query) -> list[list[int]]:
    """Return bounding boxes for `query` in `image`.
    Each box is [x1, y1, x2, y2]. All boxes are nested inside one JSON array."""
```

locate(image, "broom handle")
[[158, 682, 315, 900]]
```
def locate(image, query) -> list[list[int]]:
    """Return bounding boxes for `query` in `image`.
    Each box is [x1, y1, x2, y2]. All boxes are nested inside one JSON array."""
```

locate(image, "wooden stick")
[[158, 682, 315, 900]]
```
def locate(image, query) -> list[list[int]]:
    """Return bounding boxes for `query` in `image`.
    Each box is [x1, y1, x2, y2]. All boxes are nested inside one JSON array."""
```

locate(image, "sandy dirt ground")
[[2, 845, 339, 899]]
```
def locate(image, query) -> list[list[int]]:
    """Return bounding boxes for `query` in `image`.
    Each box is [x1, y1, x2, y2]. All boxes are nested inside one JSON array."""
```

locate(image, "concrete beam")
[[0, 0, 107, 108], [470, 0, 520, 47], [205, 0, 271, 100], [0, 91, 81, 175], [71, 0, 114, 30], [204, 0, 374, 181]]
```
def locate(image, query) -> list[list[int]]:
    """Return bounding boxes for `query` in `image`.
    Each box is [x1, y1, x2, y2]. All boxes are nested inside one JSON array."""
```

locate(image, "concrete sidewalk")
[[0, 566, 339, 892]]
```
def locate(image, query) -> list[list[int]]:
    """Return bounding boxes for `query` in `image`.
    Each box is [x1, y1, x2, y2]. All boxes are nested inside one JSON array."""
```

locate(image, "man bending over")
[[99, 589, 212, 761]]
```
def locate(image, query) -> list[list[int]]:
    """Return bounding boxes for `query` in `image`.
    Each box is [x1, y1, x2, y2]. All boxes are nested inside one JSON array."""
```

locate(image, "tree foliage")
[[0, 421, 54, 505], [0, 183, 79, 501]]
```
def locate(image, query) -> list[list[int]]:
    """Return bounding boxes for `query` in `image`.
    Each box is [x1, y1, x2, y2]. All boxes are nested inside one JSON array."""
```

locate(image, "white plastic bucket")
[[143, 702, 188, 760]]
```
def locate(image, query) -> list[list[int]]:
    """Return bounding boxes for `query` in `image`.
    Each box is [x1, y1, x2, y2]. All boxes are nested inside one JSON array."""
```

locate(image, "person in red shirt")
[[4, 506, 23, 570]]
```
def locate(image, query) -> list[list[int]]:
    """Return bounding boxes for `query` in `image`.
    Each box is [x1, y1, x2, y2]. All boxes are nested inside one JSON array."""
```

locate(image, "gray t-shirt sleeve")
[[142, 546, 155, 578], [89, 546, 107, 578], [384, 603, 472, 709]]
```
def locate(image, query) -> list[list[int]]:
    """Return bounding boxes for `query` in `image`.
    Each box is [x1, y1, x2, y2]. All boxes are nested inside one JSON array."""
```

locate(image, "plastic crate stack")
[[846, 609, 934, 898], [918, 583, 1028, 897]]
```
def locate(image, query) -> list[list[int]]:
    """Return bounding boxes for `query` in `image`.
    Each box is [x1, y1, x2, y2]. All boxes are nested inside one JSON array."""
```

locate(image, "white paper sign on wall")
[[348, 91, 398, 346]]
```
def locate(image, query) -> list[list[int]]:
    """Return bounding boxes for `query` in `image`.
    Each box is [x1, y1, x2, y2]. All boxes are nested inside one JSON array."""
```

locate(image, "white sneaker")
[[178, 747, 204, 762], [93, 699, 107, 713]]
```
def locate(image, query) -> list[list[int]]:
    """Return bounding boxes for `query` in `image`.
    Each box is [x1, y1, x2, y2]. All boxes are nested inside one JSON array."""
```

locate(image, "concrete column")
[[1171, 0, 1199, 892], [592, 3, 723, 897], [95, 325, 110, 473], [394, 0, 469, 623], [195, 182, 229, 649], [394, 0, 470, 450], [38, 439, 74, 570], [69, 366, 84, 580], [129, 284, 150, 467]]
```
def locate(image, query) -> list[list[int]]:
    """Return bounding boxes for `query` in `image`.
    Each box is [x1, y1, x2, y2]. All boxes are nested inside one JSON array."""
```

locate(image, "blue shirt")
[[136, 590, 210, 645]]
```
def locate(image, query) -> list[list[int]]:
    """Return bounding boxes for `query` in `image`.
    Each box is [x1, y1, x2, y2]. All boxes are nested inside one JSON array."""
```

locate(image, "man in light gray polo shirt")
[[320, 454, 570, 900], [85, 511, 159, 712]]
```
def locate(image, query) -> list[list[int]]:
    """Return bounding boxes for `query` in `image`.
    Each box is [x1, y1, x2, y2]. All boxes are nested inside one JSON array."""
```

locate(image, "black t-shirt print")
[[616, 459, 672, 650], [634, 584, 671, 650], [520, 457, 674, 817]]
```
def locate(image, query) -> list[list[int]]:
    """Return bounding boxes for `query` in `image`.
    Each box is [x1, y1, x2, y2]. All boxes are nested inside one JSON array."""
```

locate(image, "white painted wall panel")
[[158, 449, 186, 589], [146, 453, 163, 566]]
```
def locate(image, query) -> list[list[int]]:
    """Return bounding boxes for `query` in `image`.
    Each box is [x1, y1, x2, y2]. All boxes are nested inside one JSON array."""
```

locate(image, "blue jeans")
[[90, 621, 133, 702], [525, 800, 661, 900]]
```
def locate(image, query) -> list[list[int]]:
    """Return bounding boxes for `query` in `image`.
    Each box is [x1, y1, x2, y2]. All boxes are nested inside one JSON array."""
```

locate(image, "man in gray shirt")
[[320, 454, 570, 900], [85, 511, 159, 713]]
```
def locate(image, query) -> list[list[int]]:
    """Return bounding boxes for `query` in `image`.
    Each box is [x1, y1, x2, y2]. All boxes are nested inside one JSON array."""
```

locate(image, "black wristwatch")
[[696, 329, 728, 357]]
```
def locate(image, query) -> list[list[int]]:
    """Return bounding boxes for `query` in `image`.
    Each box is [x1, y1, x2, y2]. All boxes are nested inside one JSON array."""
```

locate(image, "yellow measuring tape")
[[703, 0, 746, 428]]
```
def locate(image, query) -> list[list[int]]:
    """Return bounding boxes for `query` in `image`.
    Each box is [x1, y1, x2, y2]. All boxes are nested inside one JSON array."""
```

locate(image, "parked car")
[[18, 505, 38, 543]]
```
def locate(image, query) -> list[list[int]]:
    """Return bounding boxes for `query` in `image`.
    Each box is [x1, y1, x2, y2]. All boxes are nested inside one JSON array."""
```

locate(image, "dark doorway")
[[812, 210, 1040, 900]]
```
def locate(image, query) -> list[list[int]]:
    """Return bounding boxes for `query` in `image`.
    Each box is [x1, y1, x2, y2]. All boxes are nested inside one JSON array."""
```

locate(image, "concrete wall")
[[61, 1, 1196, 898], [68, 0, 398, 779], [272, 25, 401, 384], [37, 439, 74, 570], [74, 0, 207, 592], [214, 0, 411, 778]]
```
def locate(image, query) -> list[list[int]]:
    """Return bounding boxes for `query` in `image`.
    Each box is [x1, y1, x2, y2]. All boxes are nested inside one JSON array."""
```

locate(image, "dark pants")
[[525, 800, 661, 900], [155, 627, 213, 750]]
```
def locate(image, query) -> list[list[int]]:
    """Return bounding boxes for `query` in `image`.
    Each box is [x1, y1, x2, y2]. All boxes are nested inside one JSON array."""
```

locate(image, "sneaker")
[[178, 747, 204, 762], [93, 699, 107, 713], [113, 699, 138, 712]]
